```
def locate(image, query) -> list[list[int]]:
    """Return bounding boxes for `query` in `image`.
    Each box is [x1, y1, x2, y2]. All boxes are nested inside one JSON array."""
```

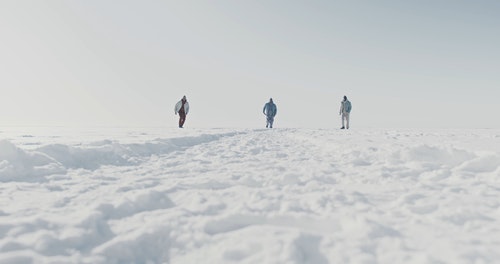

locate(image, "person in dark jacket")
[[174, 96, 189, 128], [263, 98, 277, 128]]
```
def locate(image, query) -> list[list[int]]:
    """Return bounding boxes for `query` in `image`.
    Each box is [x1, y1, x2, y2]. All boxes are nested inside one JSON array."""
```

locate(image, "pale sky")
[[1, 1, 499, 129]]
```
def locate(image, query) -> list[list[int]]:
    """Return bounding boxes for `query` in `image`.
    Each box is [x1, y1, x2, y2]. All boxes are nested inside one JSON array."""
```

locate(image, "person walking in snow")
[[263, 98, 277, 128], [339, 96, 352, 129], [174, 95, 189, 128]]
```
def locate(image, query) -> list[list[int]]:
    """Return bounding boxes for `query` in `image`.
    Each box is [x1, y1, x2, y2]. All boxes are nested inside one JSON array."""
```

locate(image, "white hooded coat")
[[175, 100, 189, 115]]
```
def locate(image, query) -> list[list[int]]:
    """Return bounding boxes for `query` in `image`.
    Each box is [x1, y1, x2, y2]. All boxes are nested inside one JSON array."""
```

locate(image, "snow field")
[[1, 128, 500, 263]]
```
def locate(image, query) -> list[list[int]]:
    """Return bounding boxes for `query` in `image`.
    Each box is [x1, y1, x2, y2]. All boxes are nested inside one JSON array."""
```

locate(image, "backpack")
[[345, 101, 352, 113]]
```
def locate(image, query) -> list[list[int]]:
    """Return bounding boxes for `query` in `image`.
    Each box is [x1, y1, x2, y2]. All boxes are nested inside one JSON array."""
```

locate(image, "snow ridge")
[[0, 131, 243, 182]]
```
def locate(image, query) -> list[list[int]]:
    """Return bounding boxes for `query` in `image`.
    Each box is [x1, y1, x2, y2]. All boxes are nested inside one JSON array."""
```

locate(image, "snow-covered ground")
[[1, 127, 500, 263]]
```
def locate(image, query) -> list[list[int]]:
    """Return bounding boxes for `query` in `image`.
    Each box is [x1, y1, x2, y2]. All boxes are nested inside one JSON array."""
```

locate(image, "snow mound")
[[0, 140, 65, 182], [0, 132, 239, 182], [399, 144, 475, 167]]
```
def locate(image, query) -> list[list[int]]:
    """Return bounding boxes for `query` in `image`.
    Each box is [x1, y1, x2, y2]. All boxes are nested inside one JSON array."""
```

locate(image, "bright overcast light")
[[1, 1, 499, 129]]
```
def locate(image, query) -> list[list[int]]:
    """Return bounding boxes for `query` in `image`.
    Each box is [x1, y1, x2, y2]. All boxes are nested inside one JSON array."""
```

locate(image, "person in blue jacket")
[[339, 96, 352, 129], [263, 98, 277, 128]]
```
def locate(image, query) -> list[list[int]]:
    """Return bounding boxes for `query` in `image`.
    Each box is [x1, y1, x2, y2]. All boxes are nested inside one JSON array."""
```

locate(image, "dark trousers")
[[179, 113, 186, 128]]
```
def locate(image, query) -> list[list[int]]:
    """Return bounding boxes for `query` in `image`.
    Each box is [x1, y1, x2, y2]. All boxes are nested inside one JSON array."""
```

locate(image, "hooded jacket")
[[340, 100, 352, 114], [263, 102, 277, 117], [175, 100, 189, 115]]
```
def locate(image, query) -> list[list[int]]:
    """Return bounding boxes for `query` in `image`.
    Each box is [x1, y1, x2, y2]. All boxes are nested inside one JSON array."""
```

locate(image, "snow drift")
[[1, 128, 500, 263], [0, 132, 240, 182]]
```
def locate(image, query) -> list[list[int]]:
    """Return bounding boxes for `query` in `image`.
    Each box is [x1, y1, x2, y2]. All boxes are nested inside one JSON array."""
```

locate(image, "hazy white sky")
[[1, 1, 499, 128]]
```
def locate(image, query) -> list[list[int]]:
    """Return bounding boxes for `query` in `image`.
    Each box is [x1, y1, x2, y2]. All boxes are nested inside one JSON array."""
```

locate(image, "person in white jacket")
[[339, 96, 352, 129], [174, 96, 189, 128]]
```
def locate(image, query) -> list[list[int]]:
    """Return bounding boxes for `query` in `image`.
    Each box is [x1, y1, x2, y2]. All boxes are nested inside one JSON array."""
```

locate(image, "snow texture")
[[1, 127, 500, 263]]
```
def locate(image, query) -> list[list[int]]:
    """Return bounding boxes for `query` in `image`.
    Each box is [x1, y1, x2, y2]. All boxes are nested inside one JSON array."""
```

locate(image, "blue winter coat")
[[263, 102, 277, 117]]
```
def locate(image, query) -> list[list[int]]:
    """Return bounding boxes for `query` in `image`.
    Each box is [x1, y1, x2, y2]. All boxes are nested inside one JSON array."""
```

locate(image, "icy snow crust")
[[1, 127, 500, 263]]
